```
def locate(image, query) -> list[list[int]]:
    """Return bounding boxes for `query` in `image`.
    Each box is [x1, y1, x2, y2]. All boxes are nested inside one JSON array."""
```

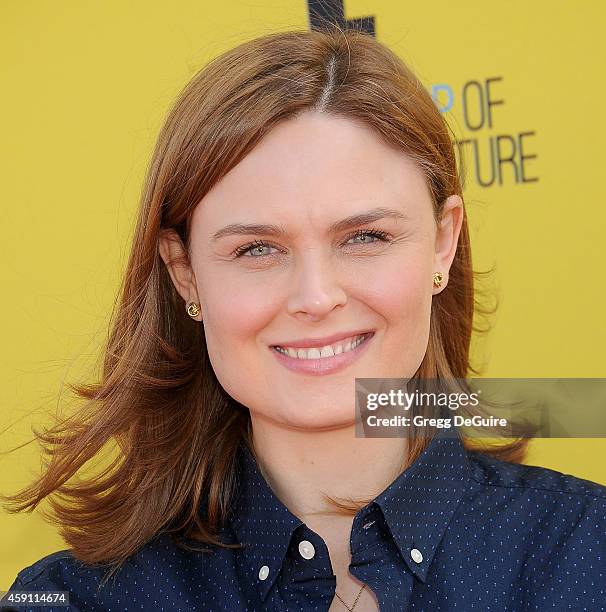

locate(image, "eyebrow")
[[210, 207, 408, 242]]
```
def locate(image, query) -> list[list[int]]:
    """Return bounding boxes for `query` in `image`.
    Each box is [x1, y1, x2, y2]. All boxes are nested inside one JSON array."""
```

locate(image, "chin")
[[280, 406, 355, 431]]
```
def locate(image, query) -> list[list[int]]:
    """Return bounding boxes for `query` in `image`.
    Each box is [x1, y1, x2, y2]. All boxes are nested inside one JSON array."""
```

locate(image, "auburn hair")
[[2, 24, 529, 584]]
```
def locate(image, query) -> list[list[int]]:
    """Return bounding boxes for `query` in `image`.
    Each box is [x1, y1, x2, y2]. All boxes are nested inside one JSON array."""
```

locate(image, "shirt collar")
[[372, 425, 472, 583], [229, 425, 471, 600], [229, 443, 304, 601]]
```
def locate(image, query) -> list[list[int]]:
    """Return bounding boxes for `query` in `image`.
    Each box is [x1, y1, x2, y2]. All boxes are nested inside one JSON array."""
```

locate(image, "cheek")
[[359, 253, 432, 323], [199, 260, 280, 333], [197, 271, 277, 398], [357, 253, 433, 375]]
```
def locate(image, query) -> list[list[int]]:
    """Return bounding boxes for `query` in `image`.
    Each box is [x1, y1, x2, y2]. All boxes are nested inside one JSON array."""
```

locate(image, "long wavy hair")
[[2, 25, 529, 583]]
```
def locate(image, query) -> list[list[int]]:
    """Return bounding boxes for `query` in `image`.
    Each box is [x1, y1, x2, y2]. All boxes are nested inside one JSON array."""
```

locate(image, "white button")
[[410, 548, 423, 563], [258, 565, 269, 580], [298, 540, 316, 559]]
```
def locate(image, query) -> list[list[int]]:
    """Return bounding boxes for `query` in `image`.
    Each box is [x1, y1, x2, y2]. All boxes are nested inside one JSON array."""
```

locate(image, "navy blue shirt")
[[6, 426, 606, 611]]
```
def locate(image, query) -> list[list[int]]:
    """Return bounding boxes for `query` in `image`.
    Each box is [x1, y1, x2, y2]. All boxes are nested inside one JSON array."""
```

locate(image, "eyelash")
[[232, 229, 391, 258]]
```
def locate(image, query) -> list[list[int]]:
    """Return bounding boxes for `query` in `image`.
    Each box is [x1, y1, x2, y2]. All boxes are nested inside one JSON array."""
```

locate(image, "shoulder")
[[460, 449, 606, 588], [6, 550, 84, 611], [466, 448, 606, 501], [464, 449, 606, 537], [8, 549, 77, 589], [6, 533, 184, 610]]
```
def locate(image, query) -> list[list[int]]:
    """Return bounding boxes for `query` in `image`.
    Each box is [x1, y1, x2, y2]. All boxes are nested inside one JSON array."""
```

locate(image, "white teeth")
[[275, 333, 369, 359], [320, 346, 333, 358]]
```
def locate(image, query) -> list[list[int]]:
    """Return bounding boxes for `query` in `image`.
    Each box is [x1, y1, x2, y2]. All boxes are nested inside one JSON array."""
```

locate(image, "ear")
[[433, 195, 464, 294], [158, 229, 201, 319]]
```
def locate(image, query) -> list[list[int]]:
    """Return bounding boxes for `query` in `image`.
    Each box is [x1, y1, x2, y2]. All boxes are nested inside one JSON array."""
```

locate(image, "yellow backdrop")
[[2, 0, 605, 590]]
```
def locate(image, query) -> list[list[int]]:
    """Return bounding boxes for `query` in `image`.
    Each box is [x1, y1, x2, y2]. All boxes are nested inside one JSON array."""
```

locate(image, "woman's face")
[[160, 111, 462, 430]]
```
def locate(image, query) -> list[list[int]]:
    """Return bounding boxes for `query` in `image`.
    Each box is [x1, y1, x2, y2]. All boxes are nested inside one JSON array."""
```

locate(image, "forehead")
[[193, 111, 432, 228]]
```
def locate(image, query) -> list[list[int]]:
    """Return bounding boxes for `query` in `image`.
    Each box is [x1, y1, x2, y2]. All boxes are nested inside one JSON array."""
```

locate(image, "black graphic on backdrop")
[[454, 77, 538, 186], [307, 0, 374, 35]]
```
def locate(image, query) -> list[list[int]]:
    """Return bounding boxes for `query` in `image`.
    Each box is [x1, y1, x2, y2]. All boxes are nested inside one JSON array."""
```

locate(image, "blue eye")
[[345, 229, 390, 245], [233, 239, 279, 258], [232, 229, 390, 258]]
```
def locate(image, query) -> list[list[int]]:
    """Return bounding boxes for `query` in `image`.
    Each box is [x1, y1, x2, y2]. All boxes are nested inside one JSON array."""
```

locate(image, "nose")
[[286, 252, 347, 320]]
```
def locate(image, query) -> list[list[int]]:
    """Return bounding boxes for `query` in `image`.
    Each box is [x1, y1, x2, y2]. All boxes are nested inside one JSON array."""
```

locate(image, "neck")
[[248, 414, 408, 521]]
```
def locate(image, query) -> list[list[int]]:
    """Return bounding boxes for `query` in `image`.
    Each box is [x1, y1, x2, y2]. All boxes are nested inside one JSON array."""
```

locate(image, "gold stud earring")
[[186, 302, 201, 318], [433, 272, 444, 288]]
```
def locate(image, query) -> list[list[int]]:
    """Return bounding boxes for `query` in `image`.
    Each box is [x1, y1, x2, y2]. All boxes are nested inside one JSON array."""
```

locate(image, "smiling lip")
[[270, 331, 375, 376], [271, 329, 375, 350]]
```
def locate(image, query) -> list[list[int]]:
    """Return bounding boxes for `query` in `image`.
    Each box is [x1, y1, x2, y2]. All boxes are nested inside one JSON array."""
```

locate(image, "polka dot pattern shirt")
[[6, 426, 606, 611]]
